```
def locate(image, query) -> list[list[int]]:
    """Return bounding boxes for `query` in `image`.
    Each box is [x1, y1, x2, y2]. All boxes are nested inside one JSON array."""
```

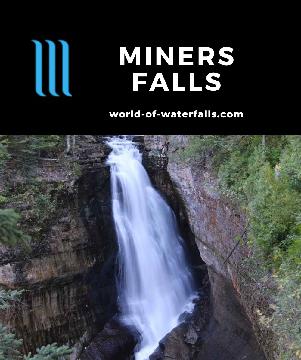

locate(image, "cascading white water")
[[106, 137, 196, 360]]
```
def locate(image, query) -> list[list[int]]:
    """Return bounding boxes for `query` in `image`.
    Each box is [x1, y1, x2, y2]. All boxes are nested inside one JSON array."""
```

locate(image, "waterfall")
[[106, 137, 196, 360]]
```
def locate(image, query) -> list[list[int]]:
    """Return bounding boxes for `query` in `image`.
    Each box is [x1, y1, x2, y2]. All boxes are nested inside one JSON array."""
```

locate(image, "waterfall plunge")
[[106, 137, 196, 360]]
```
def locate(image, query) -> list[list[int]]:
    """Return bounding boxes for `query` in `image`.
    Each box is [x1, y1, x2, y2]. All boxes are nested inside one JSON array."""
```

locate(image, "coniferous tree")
[[24, 343, 72, 360], [0, 209, 30, 246], [0, 324, 23, 360]]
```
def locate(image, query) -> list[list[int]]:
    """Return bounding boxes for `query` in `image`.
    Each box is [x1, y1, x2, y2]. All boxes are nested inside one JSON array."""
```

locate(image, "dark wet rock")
[[149, 269, 266, 360], [150, 323, 191, 360], [80, 319, 140, 360], [150, 287, 211, 360], [184, 325, 198, 345], [196, 267, 266, 360]]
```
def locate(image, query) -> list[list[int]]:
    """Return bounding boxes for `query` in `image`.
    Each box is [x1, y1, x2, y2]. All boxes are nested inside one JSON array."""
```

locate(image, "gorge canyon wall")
[[144, 135, 274, 359], [0, 135, 271, 359]]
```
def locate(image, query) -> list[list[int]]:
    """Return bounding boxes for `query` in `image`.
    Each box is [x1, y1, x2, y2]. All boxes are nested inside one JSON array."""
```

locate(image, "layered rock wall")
[[0, 136, 116, 353], [144, 135, 272, 359]]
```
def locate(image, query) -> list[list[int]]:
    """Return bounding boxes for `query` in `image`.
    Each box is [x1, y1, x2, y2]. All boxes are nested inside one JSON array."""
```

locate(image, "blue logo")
[[32, 40, 72, 96]]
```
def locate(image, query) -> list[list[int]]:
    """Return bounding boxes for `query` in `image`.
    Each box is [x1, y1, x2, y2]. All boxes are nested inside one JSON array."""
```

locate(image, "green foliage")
[[272, 255, 301, 359], [34, 192, 57, 224], [0, 327, 71, 360], [24, 343, 72, 360], [0, 288, 24, 358], [181, 135, 301, 357], [0, 289, 71, 360], [0, 136, 10, 168], [0, 196, 7, 206], [72, 162, 82, 178], [2, 136, 63, 176], [0, 325, 71, 360], [178, 135, 223, 161], [217, 138, 263, 201], [0, 209, 30, 246], [0, 290, 24, 358], [248, 164, 301, 258], [25, 136, 63, 153], [272, 217, 301, 360], [0, 289, 24, 310], [280, 136, 301, 191], [183, 135, 299, 259], [7, 136, 63, 157], [3, 135, 62, 170], [0, 324, 23, 360], [6, 181, 60, 240], [286, 227, 301, 265]]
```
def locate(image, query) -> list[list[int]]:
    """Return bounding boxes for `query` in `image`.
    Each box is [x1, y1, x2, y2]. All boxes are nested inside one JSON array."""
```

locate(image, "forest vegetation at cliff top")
[[180, 135, 301, 360]]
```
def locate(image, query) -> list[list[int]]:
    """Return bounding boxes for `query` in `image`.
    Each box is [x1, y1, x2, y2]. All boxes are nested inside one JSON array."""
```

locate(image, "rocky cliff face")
[[144, 135, 272, 359], [0, 136, 117, 353]]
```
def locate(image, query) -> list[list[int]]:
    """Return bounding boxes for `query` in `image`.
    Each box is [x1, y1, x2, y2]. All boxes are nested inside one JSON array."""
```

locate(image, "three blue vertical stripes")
[[32, 40, 72, 96]]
